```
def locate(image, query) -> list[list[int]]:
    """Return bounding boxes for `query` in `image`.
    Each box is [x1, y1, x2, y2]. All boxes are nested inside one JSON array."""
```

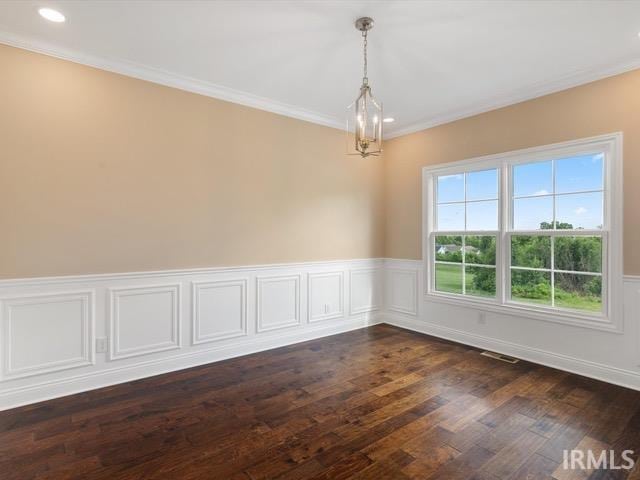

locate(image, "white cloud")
[[575, 207, 588, 215], [534, 189, 549, 196], [440, 174, 463, 181]]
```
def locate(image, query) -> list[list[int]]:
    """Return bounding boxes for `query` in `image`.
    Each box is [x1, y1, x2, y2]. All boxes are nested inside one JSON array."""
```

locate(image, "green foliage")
[[509, 220, 602, 311], [554, 236, 601, 273], [433, 221, 603, 312], [586, 276, 602, 296], [511, 236, 551, 269], [469, 267, 495, 295], [539, 221, 575, 230], [436, 250, 462, 262], [465, 236, 496, 265], [512, 281, 551, 300]]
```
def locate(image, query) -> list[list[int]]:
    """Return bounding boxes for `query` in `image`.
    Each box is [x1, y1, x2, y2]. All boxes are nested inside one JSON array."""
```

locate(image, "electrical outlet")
[[324, 304, 330, 314], [96, 338, 108, 353], [478, 313, 487, 325]]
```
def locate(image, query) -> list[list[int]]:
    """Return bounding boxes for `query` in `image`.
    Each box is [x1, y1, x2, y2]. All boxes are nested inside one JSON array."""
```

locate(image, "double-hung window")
[[423, 134, 623, 331]]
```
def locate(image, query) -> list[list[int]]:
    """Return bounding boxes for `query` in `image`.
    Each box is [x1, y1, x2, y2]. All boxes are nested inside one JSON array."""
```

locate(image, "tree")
[[508, 220, 601, 303], [540, 221, 574, 230]]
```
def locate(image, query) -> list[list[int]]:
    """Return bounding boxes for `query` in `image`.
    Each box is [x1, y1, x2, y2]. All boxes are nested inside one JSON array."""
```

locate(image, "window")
[[434, 169, 498, 298], [423, 134, 623, 331]]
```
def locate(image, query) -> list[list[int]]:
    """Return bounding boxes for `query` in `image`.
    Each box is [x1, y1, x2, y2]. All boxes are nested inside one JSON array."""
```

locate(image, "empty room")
[[1, 1, 640, 479]]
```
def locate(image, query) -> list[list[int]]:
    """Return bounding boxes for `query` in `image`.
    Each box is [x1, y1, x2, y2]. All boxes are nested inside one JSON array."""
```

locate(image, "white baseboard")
[[1, 314, 380, 410], [384, 313, 640, 391]]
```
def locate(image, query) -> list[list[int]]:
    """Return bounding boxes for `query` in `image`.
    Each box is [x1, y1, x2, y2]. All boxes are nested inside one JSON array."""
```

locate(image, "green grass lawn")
[[435, 263, 462, 294], [554, 288, 602, 312], [513, 288, 601, 312], [510, 292, 552, 307], [435, 263, 602, 312], [435, 264, 495, 298]]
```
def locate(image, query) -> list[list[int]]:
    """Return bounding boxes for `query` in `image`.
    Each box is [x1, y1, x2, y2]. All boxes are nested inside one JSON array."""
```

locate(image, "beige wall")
[[0, 44, 384, 278], [384, 69, 640, 275], [3, 42, 640, 279]]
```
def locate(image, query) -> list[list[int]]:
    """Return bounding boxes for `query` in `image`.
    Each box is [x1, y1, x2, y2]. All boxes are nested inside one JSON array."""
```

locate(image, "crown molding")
[[385, 56, 640, 139], [0, 30, 345, 131], [1, 29, 639, 140]]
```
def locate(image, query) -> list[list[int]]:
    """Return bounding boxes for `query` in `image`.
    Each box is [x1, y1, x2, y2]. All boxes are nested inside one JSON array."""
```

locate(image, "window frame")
[[422, 133, 623, 333]]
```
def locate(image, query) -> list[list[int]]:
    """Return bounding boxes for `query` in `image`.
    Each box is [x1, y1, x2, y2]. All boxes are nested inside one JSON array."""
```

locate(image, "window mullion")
[[550, 159, 556, 307], [552, 158, 557, 229], [462, 172, 467, 297], [462, 235, 466, 296], [428, 174, 436, 295], [463, 172, 467, 230], [501, 162, 511, 306], [602, 230, 609, 318], [550, 236, 555, 307]]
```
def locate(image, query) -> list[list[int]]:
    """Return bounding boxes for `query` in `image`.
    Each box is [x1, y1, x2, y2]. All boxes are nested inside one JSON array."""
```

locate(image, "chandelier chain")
[[362, 29, 368, 85]]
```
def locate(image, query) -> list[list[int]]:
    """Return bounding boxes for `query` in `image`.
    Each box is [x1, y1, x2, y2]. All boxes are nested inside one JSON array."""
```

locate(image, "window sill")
[[423, 291, 622, 334]]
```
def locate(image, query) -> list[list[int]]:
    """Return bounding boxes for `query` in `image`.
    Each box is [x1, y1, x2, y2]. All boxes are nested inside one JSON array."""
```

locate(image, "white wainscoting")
[[386, 268, 418, 316], [256, 275, 301, 333], [109, 284, 181, 360], [383, 259, 640, 391], [0, 259, 383, 409], [1, 257, 638, 410], [192, 279, 247, 345], [0, 291, 95, 380], [308, 272, 344, 323], [350, 268, 383, 315]]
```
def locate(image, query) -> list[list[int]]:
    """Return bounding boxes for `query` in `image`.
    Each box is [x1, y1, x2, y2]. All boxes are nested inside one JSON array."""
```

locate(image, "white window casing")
[[422, 133, 623, 333]]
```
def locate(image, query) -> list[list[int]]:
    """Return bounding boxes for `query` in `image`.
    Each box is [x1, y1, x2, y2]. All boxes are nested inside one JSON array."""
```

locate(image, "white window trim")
[[422, 133, 624, 333]]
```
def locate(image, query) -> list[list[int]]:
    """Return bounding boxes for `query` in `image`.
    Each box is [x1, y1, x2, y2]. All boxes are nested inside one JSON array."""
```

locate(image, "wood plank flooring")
[[2, 324, 640, 479]]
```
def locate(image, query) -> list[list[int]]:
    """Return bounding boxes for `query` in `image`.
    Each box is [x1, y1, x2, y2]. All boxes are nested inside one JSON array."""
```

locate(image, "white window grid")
[[434, 169, 499, 296], [423, 134, 623, 332]]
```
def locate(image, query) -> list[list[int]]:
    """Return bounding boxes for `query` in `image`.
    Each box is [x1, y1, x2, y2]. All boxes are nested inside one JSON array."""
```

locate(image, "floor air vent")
[[480, 351, 520, 364]]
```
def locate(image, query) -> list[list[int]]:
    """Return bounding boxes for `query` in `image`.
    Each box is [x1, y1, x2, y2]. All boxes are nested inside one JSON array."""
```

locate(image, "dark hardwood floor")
[[2, 324, 640, 480]]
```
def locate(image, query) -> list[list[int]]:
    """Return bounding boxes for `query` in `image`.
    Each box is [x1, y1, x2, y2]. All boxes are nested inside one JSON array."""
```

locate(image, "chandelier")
[[347, 17, 382, 158]]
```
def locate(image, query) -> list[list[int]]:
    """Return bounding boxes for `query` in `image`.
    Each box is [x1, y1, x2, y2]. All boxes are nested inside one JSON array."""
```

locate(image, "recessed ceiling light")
[[38, 7, 65, 23], [383, 117, 395, 123]]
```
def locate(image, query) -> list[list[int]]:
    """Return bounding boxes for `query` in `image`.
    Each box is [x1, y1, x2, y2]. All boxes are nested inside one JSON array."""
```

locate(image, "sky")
[[436, 153, 604, 231]]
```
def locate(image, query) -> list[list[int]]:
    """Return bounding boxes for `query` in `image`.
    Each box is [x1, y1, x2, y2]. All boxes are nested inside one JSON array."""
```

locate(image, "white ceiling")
[[1, 1, 639, 137]]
